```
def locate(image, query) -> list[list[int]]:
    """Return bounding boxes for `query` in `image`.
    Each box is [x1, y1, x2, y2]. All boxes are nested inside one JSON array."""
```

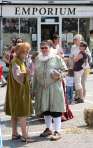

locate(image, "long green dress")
[[5, 57, 32, 117], [33, 53, 67, 115]]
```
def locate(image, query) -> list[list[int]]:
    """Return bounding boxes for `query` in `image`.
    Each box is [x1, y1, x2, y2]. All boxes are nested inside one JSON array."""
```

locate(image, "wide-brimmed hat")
[[73, 34, 83, 41]]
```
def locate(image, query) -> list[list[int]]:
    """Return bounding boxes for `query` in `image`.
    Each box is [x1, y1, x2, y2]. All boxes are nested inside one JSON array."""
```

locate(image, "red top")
[[0, 64, 3, 80]]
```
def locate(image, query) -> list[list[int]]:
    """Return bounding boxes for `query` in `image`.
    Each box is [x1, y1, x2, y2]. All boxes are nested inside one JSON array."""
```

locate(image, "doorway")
[[41, 24, 59, 41]]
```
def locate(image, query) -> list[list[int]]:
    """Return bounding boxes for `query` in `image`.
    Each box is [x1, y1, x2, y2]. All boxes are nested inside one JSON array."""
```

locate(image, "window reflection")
[[3, 18, 19, 50], [79, 18, 90, 43], [62, 18, 78, 56], [3, 18, 37, 51], [20, 18, 37, 50], [62, 18, 78, 33], [1, 17, 90, 53], [3, 18, 19, 33]]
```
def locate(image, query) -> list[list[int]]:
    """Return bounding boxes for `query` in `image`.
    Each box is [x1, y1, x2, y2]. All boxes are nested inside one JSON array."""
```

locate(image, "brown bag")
[[51, 69, 61, 80]]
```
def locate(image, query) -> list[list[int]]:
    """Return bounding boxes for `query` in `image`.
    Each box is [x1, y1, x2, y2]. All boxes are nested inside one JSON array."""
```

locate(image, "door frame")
[[37, 16, 62, 50]]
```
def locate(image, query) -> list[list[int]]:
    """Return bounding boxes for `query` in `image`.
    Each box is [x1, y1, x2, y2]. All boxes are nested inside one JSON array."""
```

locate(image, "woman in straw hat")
[[5, 42, 33, 143]]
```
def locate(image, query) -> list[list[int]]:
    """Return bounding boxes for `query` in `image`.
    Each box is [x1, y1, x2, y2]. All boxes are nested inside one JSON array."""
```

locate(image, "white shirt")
[[71, 44, 91, 56], [50, 44, 64, 57], [26, 54, 32, 69], [66, 76, 74, 87], [70, 44, 80, 57]]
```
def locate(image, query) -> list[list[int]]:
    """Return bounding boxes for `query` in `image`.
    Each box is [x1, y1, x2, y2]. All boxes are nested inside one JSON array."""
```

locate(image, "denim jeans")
[[66, 86, 73, 103]]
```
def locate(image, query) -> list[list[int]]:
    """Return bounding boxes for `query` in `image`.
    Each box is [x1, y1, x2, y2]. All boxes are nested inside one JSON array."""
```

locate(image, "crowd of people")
[[2, 33, 92, 143]]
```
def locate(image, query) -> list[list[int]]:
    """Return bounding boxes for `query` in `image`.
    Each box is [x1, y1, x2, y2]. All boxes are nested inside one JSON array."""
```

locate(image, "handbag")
[[82, 60, 90, 76], [50, 69, 62, 80]]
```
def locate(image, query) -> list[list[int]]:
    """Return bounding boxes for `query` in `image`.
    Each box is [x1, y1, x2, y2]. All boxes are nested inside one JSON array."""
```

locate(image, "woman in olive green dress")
[[5, 42, 33, 143]]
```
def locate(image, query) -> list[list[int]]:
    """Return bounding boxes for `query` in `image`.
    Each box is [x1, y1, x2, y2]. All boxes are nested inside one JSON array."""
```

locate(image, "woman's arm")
[[12, 64, 26, 85], [74, 53, 83, 62]]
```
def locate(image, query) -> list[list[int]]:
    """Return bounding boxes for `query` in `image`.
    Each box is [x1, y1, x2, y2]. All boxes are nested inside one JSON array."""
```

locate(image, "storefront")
[[0, 0, 93, 55]]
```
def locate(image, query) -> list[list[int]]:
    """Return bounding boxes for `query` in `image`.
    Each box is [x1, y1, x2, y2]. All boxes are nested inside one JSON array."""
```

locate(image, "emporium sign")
[[15, 7, 76, 16], [2, 5, 93, 17]]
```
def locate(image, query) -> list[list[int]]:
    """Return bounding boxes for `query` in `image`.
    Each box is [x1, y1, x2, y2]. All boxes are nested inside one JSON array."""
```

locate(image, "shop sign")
[[2, 5, 93, 17], [15, 7, 76, 16]]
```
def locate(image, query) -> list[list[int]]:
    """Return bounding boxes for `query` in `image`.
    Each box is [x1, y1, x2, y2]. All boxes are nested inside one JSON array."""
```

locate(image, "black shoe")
[[75, 98, 84, 104], [12, 134, 21, 141], [1, 83, 7, 87], [78, 99, 84, 103], [40, 128, 52, 137]]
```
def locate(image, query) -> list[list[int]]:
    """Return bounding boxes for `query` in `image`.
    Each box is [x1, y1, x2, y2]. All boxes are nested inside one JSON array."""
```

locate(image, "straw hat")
[[73, 34, 83, 41]]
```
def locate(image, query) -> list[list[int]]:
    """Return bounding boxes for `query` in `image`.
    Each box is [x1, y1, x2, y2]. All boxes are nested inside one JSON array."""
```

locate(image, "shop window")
[[62, 18, 78, 56], [20, 18, 37, 51], [62, 18, 78, 33], [2, 18, 37, 51], [79, 18, 90, 44], [3, 18, 19, 33], [3, 18, 19, 51]]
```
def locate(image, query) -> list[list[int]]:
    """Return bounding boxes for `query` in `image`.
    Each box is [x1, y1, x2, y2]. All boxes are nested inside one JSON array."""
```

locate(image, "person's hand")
[[51, 70, 61, 80], [26, 68, 31, 75], [74, 54, 83, 62]]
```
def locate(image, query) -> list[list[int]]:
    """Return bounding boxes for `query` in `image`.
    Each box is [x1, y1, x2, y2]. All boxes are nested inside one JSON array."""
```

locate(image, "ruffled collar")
[[38, 52, 55, 62]]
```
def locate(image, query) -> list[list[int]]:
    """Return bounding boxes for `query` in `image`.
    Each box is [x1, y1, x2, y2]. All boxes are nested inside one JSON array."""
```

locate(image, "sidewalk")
[[1, 75, 93, 148]]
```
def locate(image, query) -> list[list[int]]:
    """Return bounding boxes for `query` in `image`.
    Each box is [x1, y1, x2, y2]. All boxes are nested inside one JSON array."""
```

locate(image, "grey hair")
[[40, 41, 49, 47]]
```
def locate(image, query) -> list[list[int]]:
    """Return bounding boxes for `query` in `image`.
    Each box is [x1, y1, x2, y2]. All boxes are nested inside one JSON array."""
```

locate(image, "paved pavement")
[[1, 75, 93, 148]]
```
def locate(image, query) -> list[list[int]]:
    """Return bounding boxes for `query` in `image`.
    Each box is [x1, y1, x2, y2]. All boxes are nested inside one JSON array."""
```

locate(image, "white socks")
[[44, 116, 52, 130], [44, 116, 62, 132], [53, 117, 62, 132]]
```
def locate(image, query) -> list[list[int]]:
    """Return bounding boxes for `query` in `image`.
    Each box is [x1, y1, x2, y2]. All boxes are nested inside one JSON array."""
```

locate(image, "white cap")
[[73, 34, 83, 41]]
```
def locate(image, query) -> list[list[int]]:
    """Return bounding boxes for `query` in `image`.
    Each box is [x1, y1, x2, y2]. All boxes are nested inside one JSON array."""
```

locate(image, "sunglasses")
[[41, 46, 48, 50]]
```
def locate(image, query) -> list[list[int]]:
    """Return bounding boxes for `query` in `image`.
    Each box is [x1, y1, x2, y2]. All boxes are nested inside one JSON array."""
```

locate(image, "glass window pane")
[[62, 18, 78, 33], [62, 18, 78, 56], [3, 18, 37, 52], [3, 18, 19, 52], [79, 18, 90, 43], [20, 18, 37, 51]]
